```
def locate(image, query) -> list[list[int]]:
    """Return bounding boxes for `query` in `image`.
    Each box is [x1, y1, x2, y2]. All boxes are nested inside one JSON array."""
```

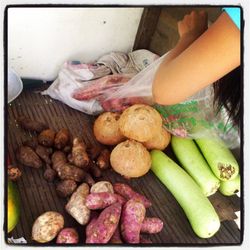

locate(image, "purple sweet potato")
[[85, 202, 122, 244], [85, 216, 98, 241], [56, 228, 79, 244], [141, 217, 164, 234], [121, 199, 146, 244], [86, 192, 117, 210], [113, 183, 152, 208], [114, 194, 126, 206], [109, 226, 123, 244]]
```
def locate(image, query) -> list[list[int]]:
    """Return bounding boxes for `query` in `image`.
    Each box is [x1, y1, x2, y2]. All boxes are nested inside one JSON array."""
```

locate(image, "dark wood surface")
[[7, 87, 241, 245]]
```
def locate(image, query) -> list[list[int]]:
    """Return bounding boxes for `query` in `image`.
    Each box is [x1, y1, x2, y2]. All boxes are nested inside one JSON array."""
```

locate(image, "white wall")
[[8, 7, 143, 80]]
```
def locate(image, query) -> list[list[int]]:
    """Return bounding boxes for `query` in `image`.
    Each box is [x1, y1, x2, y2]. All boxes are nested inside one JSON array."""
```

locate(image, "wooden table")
[[7, 86, 241, 245]]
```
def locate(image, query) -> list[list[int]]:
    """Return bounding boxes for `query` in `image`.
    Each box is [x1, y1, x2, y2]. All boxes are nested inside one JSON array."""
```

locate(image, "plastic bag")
[[96, 52, 239, 149]]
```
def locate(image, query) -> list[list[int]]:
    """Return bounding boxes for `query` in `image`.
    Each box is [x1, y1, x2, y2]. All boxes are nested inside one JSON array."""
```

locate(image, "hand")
[[178, 10, 208, 41]]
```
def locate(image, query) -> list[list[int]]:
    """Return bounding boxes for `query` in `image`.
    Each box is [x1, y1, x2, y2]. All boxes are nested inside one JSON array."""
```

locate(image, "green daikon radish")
[[219, 175, 241, 196], [171, 136, 220, 196], [195, 137, 239, 181], [150, 150, 220, 239]]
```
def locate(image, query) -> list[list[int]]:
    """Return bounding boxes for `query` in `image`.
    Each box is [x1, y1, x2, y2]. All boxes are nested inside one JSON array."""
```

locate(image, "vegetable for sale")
[[150, 150, 220, 239], [96, 149, 111, 170], [171, 136, 220, 196], [56, 228, 79, 244], [43, 164, 57, 182], [110, 140, 151, 178], [16, 146, 43, 168], [38, 129, 56, 147], [141, 217, 164, 234], [35, 145, 52, 164], [8, 165, 22, 181], [88, 161, 102, 178], [86, 192, 118, 210], [109, 227, 123, 244], [121, 199, 146, 244], [113, 183, 151, 208], [54, 128, 70, 150], [65, 183, 90, 225], [143, 127, 171, 150], [56, 179, 78, 198], [93, 112, 125, 145], [32, 211, 64, 243], [195, 137, 239, 181], [72, 137, 90, 169], [17, 116, 48, 133], [90, 181, 114, 194], [219, 175, 241, 196], [118, 104, 162, 142], [8, 180, 20, 233], [85, 202, 122, 244]]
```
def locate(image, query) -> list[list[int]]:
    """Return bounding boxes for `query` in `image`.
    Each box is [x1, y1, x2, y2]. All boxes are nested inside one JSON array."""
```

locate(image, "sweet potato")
[[141, 217, 164, 234], [85, 202, 122, 244], [86, 192, 118, 210], [56, 180, 78, 198], [38, 129, 56, 147], [96, 149, 111, 170], [54, 128, 70, 150], [72, 137, 89, 169], [17, 116, 48, 133], [113, 183, 151, 208], [121, 199, 146, 244], [85, 216, 98, 241], [32, 211, 64, 243], [65, 183, 90, 225], [56, 228, 79, 244], [90, 181, 114, 194], [114, 194, 126, 206], [109, 226, 123, 244], [16, 146, 43, 169]]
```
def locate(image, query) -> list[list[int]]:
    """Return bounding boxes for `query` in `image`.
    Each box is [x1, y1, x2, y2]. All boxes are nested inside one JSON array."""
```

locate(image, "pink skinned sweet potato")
[[121, 199, 146, 244], [85, 202, 122, 244], [85, 192, 118, 210], [56, 228, 79, 244], [113, 183, 152, 208], [141, 217, 164, 234], [109, 226, 123, 244]]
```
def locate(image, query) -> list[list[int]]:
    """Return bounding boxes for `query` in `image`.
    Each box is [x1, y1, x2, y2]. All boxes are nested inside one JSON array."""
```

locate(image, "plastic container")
[[8, 68, 23, 103]]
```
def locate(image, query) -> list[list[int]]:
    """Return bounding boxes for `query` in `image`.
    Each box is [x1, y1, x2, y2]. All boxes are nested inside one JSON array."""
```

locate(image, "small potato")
[[90, 181, 114, 194], [32, 211, 64, 243], [56, 228, 79, 244]]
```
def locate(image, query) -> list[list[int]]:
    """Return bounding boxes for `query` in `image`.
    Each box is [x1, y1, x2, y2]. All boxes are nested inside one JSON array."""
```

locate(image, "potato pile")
[[93, 104, 171, 178], [15, 116, 111, 198]]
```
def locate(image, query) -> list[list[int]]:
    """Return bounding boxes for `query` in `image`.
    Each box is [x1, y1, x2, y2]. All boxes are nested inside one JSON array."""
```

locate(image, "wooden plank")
[[6, 87, 241, 245], [133, 7, 162, 51]]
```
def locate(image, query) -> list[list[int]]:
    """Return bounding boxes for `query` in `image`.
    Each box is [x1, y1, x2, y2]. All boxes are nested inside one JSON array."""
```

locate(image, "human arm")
[[152, 11, 241, 105]]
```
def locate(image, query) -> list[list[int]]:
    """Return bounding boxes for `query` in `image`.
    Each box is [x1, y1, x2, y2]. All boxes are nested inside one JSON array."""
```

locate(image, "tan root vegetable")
[[43, 164, 57, 182], [118, 104, 162, 142], [65, 183, 90, 225], [90, 181, 114, 194], [56, 180, 78, 198], [38, 129, 56, 147], [51, 151, 67, 171], [32, 211, 64, 243], [93, 112, 125, 145], [17, 116, 48, 133], [54, 128, 70, 150], [16, 146, 43, 169], [72, 138, 90, 169], [35, 145, 52, 164], [96, 149, 110, 170], [143, 127, 171, 150], [110, 140, 151, 178]]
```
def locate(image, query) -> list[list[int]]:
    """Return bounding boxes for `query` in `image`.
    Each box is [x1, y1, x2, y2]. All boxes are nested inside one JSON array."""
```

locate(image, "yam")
[[56, 228, 79, 244]]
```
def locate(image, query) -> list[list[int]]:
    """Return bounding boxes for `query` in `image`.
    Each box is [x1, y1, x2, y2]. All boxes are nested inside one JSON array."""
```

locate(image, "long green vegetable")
[[171, 136, 220, 196], [195, 137, 239, 181], [219, 175, 241, 196], [150, 150, 220, 239]]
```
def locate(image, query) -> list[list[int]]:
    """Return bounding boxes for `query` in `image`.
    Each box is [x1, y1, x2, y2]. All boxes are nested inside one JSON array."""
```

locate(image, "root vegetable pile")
[[15, 115, 111, 198]]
